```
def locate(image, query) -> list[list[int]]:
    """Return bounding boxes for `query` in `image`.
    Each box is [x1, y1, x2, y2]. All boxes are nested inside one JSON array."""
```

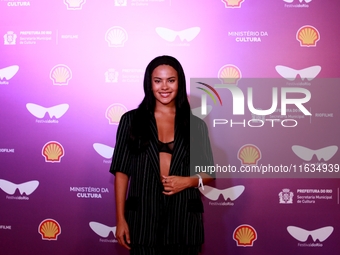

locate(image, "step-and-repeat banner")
[[1, 1, 339, 254]]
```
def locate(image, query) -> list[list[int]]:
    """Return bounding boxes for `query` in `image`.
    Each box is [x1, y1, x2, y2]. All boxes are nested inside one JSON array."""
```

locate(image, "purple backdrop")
[[1, 0, 339, 254]]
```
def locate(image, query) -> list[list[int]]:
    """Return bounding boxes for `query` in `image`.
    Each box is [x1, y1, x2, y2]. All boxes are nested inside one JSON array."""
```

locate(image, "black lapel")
[[146, 113, 188, 179], [145, 113, 161, 181], [169, 122, 188, 176]]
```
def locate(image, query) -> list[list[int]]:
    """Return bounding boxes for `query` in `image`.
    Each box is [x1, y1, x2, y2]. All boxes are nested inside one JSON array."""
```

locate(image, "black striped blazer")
[[110, 109, 214, 246]]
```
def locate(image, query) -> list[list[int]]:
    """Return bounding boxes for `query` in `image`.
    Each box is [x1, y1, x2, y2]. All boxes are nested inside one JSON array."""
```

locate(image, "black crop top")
[[158, 140, 174, 154]]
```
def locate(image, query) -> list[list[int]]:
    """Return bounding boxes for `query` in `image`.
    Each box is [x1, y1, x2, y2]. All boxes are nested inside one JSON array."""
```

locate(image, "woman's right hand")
[[116, 219, 131, 250]]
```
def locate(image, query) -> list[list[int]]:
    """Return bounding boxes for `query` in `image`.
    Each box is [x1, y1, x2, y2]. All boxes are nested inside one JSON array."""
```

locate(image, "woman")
[[110, 55, 214, 255]]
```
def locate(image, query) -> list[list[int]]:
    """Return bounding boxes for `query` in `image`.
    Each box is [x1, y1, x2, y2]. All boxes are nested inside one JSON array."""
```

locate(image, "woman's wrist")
[[188, 175, 199, 188], [116, 213, 126, 222]]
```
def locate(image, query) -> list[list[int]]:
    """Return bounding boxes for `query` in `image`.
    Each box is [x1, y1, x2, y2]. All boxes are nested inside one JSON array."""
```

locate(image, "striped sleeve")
[[190, 116, 215, 178], [199, 119, 215, 178], [109, 112, 132, 176]]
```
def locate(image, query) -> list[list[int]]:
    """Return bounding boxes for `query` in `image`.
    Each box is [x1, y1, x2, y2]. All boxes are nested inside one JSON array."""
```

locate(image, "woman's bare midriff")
[[159, 152, 171, 178]]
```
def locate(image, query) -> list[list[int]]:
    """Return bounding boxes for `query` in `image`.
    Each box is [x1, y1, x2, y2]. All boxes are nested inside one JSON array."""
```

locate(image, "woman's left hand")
[[162, 175, 193, 195]]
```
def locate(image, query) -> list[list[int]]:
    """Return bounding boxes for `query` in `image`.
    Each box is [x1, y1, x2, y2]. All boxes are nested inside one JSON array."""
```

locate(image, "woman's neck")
[[154, 103, 176, 114]]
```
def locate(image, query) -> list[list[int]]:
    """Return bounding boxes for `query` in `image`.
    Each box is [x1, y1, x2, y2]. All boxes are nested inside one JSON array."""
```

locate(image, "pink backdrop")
[[1, 0, 339, 254]]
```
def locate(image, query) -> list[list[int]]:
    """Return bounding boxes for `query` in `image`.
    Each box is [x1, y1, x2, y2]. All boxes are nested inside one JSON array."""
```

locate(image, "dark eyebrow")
[[153, 76, 176, 79]]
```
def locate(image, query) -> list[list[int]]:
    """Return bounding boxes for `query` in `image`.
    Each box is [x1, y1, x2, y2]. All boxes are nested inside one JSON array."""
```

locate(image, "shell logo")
[[38, 219, 61, 241], [233, 224, 257, 246], [105, 103, 127, 125], [50, 64, 72, 85], [42, 141, 64, 163], [218, 64, 242, 85], [296, 25, 320, 47], [237, 144, 261, 165], [64, 0, 86, 10], [221, 0, 245, 8], [105, 26, 128, 47]]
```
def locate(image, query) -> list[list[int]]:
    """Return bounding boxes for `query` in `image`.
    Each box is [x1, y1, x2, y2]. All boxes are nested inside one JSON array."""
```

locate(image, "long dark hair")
[[128, 55, 191, 153]]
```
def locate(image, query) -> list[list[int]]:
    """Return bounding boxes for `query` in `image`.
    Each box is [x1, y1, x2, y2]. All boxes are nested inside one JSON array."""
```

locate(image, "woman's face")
[[151, 64, 178, 107]]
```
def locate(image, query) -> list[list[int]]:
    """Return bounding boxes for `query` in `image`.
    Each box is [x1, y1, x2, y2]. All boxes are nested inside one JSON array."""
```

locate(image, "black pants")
[[130, 245, 201, 255]]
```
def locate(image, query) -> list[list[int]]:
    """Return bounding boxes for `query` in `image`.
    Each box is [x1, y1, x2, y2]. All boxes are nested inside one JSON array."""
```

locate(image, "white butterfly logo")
[[287, 226, 333, 242], [199, 185, 245, 201], [0, 65, 19, 80], [156, 27, 200, 42], [275, 65, 321, 81], [26, 103, 69, 119], [93, 143, 114, 159], [292, 145, 338, 161], [89, 222, 116, 238], [0, 179, 39, 195]]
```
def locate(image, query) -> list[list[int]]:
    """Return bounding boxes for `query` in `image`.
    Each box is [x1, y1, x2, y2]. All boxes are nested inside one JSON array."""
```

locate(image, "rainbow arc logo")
[[196, 82, 222, 115]]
